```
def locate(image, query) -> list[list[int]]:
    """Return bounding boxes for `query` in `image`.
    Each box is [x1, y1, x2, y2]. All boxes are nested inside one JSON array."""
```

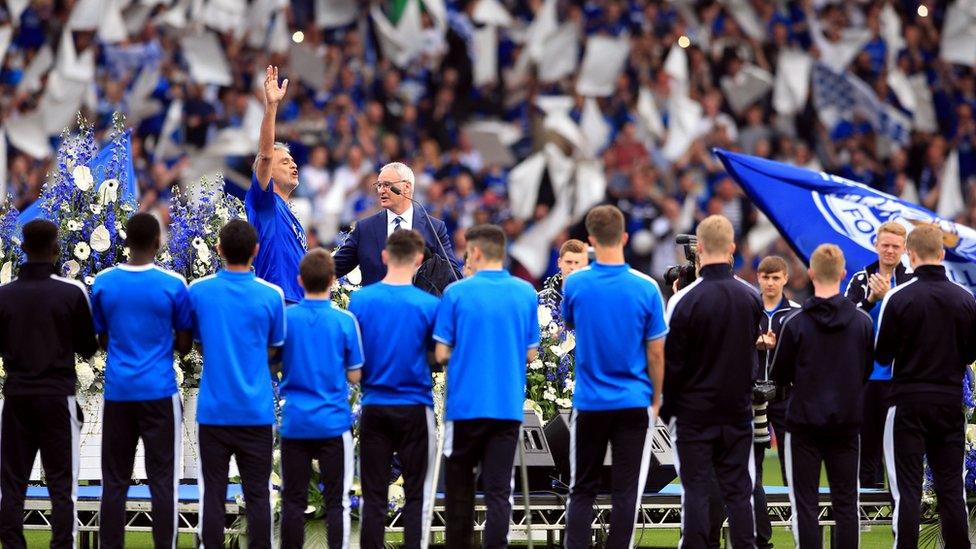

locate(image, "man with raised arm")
[[247, 65, 307, 304]]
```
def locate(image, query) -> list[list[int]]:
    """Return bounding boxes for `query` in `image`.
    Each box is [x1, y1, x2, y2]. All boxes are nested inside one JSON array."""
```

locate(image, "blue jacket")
[[334, 209, 460, 286]]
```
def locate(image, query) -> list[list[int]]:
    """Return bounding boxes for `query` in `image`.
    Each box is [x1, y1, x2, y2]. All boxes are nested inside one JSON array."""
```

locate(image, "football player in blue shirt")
[[279, 249, 364, 549], [348, 230, 439, 549], [561, 205, 668, 548], [433, 224, 540, 549], [247, 65, 307, 303], [188, 220, 285, 549], [92, 213, 193, 549]]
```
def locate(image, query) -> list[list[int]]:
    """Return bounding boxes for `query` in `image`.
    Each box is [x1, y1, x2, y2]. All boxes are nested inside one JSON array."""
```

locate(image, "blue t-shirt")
[[92, 264, 192, 401], [562, 263, 668, 411], [245, 174, 308, 303], [433, 270, 540, 421], [348, 283, 439, 407], [189, 270, 285, 426], [280, 299, 363, 439]]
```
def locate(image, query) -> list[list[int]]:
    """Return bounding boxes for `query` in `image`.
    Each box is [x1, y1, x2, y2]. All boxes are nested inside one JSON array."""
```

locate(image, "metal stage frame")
[[20, 488, 892, 547]]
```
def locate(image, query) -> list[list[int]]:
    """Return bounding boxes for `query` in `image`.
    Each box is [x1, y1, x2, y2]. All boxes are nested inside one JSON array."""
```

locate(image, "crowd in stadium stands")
[[1, 0, 974, 296]]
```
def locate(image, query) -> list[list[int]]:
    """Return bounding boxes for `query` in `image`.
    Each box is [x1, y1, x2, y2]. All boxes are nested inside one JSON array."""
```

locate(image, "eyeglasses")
[[374, 180, 409, 192]]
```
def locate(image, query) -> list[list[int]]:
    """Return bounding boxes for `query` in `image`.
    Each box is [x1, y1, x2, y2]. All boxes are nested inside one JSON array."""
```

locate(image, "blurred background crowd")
[[1, 0, 975, 298]]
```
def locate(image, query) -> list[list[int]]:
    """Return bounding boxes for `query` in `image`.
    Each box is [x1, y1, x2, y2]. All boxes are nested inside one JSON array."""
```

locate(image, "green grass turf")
[[23, 451, 893, 547]]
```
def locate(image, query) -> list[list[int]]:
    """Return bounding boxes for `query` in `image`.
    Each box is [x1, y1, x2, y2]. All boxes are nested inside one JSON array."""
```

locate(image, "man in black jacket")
[[664, 215, 763, 548], [770, 244, 874, 548], [876, 223, 976, 549], [844, 221, 911, 488], [0, 220, 98, 548]]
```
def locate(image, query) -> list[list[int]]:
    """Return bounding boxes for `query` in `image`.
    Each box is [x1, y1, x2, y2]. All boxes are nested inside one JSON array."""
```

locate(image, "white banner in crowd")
[[636, 87, 665, 141], [473, 25, 498, 87], [721, 64, 773, 115], [315, 0, 359, 28], [181, 31, 234, 86], [472, 0, 513, 27], [537, 23, 579, 84], [772, 49, 811, 116], [576, 35, 630, 97], [941, 0, 976, 67]]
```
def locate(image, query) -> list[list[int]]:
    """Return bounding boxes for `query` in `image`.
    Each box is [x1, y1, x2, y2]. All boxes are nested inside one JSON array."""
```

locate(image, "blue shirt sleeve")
[[645, 285, 669, 341], [91, 280, 106, 336], [246, 174, 276, 213], [526, 290, 540, 349], [433, 289, 456, 346], [346, 316, 364, 370], [172, 281, 193, 331], [269, 291, 286, 347]]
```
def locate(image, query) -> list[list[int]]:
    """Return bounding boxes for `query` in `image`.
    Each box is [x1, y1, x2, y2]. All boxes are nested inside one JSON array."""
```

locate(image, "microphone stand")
[[390, 185, 460, 283]]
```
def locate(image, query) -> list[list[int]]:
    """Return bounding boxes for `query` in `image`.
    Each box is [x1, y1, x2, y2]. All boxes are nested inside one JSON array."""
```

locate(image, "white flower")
[[216, 206, 229, 221], [67, 220, 82, 232], [89, 204, 102, 215], [92, 355, 105, 371], [160, 251, 172, 263], [191, 237, 206, 249], [84, 276, 94, 286], [73, 242, 91, 261], [528, 359, 543, 370], [556, 332, 576, 357], [555, 398, 572, 409], [537, 305, 553, 328], [564, 379, 575, 392], [122, 247, 130, 259], [119, 229, 126, 239], [98, 179, 119, 205], [173, 361, 184, 387], [63, 260, 80, 278], [76, 361, 95, 390], [197, 247, 212, 265], [543, 389, 557, 402], [0, 262, 11, 284], [72, 165, 93, 191], [89, 225, 111, 252]]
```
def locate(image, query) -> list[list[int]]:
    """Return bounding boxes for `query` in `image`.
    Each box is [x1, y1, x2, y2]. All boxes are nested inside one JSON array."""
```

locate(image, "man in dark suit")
[[334, 162, 460, 288]]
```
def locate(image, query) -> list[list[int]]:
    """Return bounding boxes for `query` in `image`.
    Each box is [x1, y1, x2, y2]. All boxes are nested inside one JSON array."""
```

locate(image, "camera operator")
[[663, 215, 763, 548], [769, 244, 874, 548], [844, 221, 911, 489], [876, 224, 976, 549]]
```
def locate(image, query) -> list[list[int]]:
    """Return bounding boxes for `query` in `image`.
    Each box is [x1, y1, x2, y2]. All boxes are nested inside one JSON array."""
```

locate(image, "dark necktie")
[[394, 216, 404, 232]]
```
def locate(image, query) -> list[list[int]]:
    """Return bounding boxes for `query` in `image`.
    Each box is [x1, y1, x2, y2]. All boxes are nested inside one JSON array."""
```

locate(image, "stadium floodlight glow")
[[917, 5, 928, 17], [678, 35, 690, 48], [292, 31, 305, 43]]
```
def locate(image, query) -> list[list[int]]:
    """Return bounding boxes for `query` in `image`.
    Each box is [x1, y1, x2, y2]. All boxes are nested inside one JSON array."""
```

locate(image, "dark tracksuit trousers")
[[859, 379, 891, 489], [280, 432, 353, 549], [444, 419, 520, 549], [672, 420, 756, 549], [786, 429, 859, 548], [100, 395, 182, 549], [197, 425, 273, 549], [565, 407, 653, 549], [359, 405, 436, 549], [884, 403, 969, 549], [0, 396, 83, 549], [708, 442, 772, 549]]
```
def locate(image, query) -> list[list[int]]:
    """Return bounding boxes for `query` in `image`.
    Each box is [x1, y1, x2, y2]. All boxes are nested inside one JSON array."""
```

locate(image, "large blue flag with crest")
[[714, 149, 976, 293]]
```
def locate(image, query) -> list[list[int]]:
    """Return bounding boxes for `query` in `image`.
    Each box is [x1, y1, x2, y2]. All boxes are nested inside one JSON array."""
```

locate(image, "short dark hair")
[[125, 213, 161, 253], [585, 205, 625, 246], [218, 220, 258, 266], [757, 256, 789, 275], [465, 224, 506, 262], [21, 220, 59, 259], [299, 249, 335, 293], [386, 229, 425, 265]]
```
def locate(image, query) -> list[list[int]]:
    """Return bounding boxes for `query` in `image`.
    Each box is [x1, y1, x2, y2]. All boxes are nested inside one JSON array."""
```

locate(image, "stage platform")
[[20, 483, 892, 546]]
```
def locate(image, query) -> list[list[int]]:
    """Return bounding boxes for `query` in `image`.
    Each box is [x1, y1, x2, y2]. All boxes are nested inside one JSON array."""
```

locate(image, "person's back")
[[189, 220, 284, 549], [664, 263, 763, 424], [877, 267, 976, 405], [190, 272, 283, 424], [280, 300, 362, 439], [0, 220, 97, 549], [350, 282, 438, 406], [93, 265, 190, 401], [437, 270, 537, 421], [774, 296, 874, 432], [875, 224, 976, 549]]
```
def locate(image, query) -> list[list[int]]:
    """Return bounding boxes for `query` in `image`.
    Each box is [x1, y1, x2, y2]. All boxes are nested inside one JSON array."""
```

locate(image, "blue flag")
[[714, 148, 976, 293], [18, 130, 139, 226]]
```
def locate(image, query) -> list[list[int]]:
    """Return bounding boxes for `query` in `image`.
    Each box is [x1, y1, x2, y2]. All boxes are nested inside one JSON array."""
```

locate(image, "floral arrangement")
[[526, 274, 576, 421], [41, 118, 136, 286], [0, 200, 22, 283], [159, 175, 245, 280]]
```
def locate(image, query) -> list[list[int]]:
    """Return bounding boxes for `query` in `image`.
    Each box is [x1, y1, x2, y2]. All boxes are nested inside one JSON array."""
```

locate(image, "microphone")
[[390, 185, 460, 282]]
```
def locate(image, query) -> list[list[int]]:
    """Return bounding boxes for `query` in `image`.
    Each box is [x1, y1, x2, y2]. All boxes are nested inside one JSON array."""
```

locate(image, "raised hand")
[[263, 65, 288, 106]]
